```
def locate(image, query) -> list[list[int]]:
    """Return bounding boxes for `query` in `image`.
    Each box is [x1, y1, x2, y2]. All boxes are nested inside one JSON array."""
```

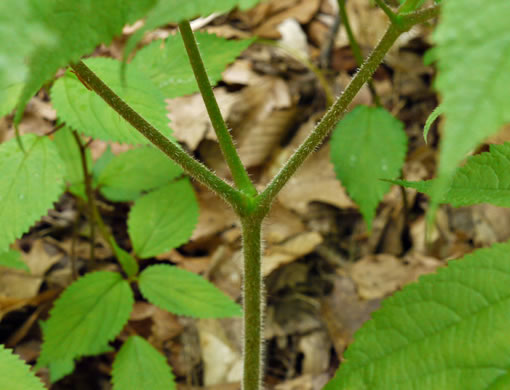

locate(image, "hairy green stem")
[[72, 130, 96, 263], [256, 4, 439, 216], [337, 0, 381, 106], [374, 0, 400, 24], [69, 61, 247, 212], [399, 0, 423, 14], [241, 215, 264, 390], [178, 21, 257, 197]]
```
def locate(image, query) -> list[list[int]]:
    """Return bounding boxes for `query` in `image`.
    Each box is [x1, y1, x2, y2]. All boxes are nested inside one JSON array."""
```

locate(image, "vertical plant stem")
[[337, 0, 381, 106], [72, 130, 96, 263], [241, 215, 264, 390], [178, 21, 257, 197]]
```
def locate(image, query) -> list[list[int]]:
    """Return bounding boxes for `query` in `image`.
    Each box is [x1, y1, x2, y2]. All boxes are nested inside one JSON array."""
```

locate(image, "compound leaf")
[[139, 264, 242, 318], [324, 241, 510, 390], [330, 106, 407, 230], [97, 146, 183, 202], [431, 0, 510, 212], [53, 126, 92, 199], [0, 134, 65, 252], [0, 345, 45, 390], [2, 0, 156, 123], [0, 250, 29, 272], [51, 58, 171, 145], [393, 143, 510, 208], [38, 271, 134, 371], [112, 335, 176, 390], [128, 179, 199, 259], [132, 32, 254, 99]]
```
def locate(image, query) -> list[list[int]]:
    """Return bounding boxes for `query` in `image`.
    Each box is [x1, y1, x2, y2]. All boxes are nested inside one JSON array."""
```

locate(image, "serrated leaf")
[[139, 264, 242, 318], [393, 143, 510, 208], [97, 147, 183, 202], [112, 335, 176, 390], [128, 179, 199, 259], [2, 0, 156, 123], [0, 134, 65, 252], [330, 106, 407, 230], [53, 126, 92, 199], [0, 250, 29, 272], [38, 271, 134, 370], [431, 0, 510, 213], [112, 242, 139, 278], [132, 32, 254, 99], [125, 0, 262, 58], [51, 58, 172, 145], [324, 241, 510, 390], [48, 359, 75, 383], [0, 345, 45, 390]]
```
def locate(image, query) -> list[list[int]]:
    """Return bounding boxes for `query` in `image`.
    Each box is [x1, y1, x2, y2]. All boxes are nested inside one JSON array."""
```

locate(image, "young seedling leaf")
[[132, 32, 254, 99], [112, 335, 176, 390], [125, 0, 262, 58], [53, 126, 92, 199], [1, 0, 156, 124], [0, 250, 29, 272], [112, 242, 139, 278], [51, 58, 172, 145], [139, 264, 242, 318], [324, 241, 510, 390], [330, 106, 407, 231], [0, 345, 46, 390], [128, 179, 199, 259], [0, 134, 65, 252], [38, 271, 134, 371], [431, 0, 510, 213], [97, 147, 183, 202], [392, 143, 510, 208], [423, 105, 443, 144]]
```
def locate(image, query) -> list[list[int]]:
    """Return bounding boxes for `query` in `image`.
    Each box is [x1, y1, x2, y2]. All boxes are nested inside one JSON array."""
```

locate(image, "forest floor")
[[2, 0, 509, 389]]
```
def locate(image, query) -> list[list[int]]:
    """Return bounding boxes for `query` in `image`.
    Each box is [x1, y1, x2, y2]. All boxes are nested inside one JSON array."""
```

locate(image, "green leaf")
[[423, 105, 443, 144], [97, 147, 183, 202], [0, 82, 24, 118], [112, 242, 139, 278], [125, 0, 262, 58], [53, 126, 92, 199], [132, 32, 254, 99], [112, 335, 176, 390], [47, 360, 75, 384], [324, 241, 510, 390], [431, 0, 510, 212], [0, 250, 29, 272], [92, 146, 115, 186], [330, 106, 407, 230], [3, 0, 156, 123], [0, 345, 46, 390], [139, 264, 242, 318], [51, 58, 172, 145], [393, 143, 510, 208], [0, 134, 65, 252], [38, 271, 134, 371], [128, 179, 199, 259]]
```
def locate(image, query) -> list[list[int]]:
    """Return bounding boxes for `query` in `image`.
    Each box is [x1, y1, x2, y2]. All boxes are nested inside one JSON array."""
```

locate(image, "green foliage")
[[0, 0, 156, 123], [53, 126, 92, 199], [128, 179, 199, 258], [51, 58, 171, 145], [132, 32, 254, 99], [0, 249, 29, 272], [330, 106, 407, 230], [0, 134, 65, 252], [423, 105, 443, 143], [0, 344, 46, 390], [38, 271, 134, 378], [139, 264, 243, 318], [97, 147, 183, 202], [325, 241, 510, 390], [112, 242, 139, 278], [431, 0, 510, 210], [112, 335, 176, 390], [393, 143, 510, 208]]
